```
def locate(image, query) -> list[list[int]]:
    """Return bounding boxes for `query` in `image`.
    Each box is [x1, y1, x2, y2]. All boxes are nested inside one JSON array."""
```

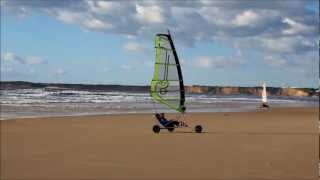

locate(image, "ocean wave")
[[0, 89, 318, 105]]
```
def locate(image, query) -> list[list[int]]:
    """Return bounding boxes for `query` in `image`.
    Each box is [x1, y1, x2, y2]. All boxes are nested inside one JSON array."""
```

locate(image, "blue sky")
[[1, 0, 319, 87]]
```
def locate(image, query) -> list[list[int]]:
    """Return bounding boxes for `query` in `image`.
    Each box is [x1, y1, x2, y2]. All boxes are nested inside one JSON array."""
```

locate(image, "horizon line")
[[0, 80, 318, 89]]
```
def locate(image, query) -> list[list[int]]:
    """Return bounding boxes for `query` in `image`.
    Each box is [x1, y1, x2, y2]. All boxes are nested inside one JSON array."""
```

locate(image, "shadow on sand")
[[159, 131, 315, 135]]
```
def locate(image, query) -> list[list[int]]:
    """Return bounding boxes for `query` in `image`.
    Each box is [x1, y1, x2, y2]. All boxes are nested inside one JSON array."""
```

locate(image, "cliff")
[[185, 85, 317, 97], [0, 81, 318, 97]]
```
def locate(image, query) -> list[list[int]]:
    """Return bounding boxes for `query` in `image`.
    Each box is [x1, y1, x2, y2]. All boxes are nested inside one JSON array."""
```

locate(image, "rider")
[[155, 113, 187, 127], [261, 103, 269, 108]]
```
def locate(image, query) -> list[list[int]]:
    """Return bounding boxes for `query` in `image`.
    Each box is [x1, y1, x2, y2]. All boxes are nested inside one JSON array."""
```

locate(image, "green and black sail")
[[150, 32, 185, 113]]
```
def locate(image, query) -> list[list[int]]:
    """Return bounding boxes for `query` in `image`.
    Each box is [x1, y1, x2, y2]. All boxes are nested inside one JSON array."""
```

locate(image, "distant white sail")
[[262, 82, 267, 103]]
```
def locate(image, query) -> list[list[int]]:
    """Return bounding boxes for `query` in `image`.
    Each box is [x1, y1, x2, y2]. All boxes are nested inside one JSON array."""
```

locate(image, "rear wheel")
[[153, 125, 160, 133], [195, 125, 203, 133], [167, 127, 175, 132]]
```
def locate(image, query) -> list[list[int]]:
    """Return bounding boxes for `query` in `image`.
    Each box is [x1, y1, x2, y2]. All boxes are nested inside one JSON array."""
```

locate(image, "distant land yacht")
[[261, 82, 269, 108]]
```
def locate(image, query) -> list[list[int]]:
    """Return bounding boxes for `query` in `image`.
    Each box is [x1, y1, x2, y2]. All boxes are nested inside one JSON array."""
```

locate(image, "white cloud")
[[0, 1, 5, 6], [2, 52, 17, 62], [135, 4, 164, 24], [123, 42, 145, 53], [2, 52, 44, 65], [198, 6, 235, 27], [282, 17, 313, 35], [263, 52, 319, 82], [6, 1, 317, 50], [260, 36, 315, 54], [194, 56, 245, 69], [16, 6, 29, 20], [56, 10, 81, 24], [86, 0, 120, 15], [261, 38, 293, 53], [82, 17, 113, 30], [232, 10, 259, 26], [87, 1, 112, 14], [2, 0, 318, 79], [264, 55, 287, 67], [123, 34, 138, 40]]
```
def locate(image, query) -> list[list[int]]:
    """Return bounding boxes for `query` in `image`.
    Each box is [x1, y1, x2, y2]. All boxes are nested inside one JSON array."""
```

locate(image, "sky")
[[0, 0, 319, 88]]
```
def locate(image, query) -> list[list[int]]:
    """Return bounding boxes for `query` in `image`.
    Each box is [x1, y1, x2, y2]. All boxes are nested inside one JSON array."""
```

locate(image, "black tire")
[[195, 125, 203, 133], [167, 127, 175, 132], [166, 123, 175, 132], [153, 125, 160, 133]]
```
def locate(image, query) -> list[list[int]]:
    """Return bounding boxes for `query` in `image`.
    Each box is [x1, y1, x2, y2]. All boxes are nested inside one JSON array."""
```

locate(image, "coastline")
[[1, 101, 318, 120]]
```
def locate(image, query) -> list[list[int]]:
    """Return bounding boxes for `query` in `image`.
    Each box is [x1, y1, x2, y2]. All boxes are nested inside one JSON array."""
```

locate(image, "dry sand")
[[1, 107, 318, 180]]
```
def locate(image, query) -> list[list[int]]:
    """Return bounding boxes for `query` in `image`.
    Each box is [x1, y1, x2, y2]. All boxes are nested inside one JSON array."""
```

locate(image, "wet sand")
[[1, 107, 318, 179]]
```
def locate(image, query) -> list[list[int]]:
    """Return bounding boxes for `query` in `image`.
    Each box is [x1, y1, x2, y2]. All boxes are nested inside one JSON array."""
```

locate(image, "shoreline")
[[1, 104, 318, 121]]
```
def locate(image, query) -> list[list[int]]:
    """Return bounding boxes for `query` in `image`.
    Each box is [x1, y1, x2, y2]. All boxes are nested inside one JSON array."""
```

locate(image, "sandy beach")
[[1, 107, 318, 180]]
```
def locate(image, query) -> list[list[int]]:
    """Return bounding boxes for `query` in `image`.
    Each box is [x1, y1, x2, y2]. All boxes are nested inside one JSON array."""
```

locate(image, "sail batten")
[[150, 32, 185, 113]]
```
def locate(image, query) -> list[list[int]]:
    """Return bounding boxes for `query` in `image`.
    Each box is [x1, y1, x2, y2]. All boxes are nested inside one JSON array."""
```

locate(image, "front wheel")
[[153, 125, 160, 133], [195, 125, 203, 133]]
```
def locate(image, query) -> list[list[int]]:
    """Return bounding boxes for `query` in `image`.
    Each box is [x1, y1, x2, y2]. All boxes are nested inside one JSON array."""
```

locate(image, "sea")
[[0, 88, 318, 120]]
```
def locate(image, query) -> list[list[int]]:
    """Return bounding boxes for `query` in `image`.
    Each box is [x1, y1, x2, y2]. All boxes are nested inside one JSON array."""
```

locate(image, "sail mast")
[[167, 32, 185, 112]]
